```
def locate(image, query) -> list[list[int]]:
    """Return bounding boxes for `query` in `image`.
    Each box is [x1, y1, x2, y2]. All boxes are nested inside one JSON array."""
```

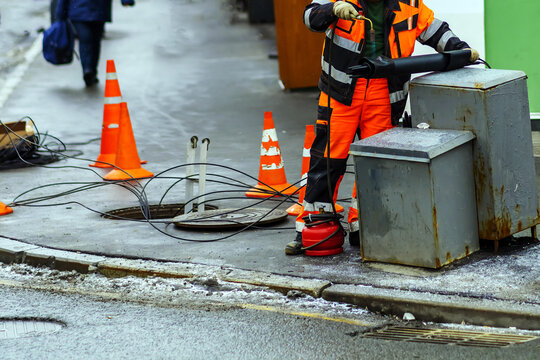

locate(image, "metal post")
[[198, 138, 210, 212], [185, 136, 197, 214]]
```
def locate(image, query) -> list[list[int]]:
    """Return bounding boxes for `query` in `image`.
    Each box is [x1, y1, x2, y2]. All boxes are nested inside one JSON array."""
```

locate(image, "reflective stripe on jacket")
[[304, 0, 469, 125]]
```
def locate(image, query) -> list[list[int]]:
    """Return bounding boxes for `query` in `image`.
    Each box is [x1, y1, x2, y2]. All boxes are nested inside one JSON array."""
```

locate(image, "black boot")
[[285, 232, 304, 255], [83, 71, 98, 87], [349, 230, 360, 247]]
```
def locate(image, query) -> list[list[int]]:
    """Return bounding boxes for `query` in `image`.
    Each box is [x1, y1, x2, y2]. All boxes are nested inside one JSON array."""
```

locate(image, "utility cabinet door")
[[273, 0, 325, 89]]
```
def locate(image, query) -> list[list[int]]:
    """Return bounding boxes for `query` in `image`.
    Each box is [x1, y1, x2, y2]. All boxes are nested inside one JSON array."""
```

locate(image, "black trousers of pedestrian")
[[71, 21, 105, 78]]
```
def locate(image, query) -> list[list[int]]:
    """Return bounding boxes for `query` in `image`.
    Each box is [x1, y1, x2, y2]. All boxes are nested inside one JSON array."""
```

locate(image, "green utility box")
[[485, 1, 540, 119]]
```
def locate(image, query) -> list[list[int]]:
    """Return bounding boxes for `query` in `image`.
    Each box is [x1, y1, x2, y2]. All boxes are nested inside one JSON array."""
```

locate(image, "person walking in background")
[[50, 0, 59, 23], [55, 0, 135, 87]]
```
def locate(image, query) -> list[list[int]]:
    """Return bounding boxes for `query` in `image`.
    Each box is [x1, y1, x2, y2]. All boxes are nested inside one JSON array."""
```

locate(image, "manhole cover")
[[173, 208, 288, 229], [102, 203, 218, 220], [0, 319, 63, 339], [363, 326, 538, 348]]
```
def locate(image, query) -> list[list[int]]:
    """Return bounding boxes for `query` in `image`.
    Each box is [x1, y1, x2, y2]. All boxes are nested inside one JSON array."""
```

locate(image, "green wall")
[[485, 1, 540, 114]]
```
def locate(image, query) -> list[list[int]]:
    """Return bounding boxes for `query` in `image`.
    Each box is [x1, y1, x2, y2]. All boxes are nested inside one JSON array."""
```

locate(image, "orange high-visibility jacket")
[[304, 0, 470, 125]]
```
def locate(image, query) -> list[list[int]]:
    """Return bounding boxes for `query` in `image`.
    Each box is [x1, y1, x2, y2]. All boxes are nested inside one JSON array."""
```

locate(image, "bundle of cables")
[[0, 118, 80, 170], [0, 134, 60, 169]]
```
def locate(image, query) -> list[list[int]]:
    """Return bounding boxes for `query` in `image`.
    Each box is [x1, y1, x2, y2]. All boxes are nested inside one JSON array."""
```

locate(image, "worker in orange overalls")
[[286, 0, 479, 255]]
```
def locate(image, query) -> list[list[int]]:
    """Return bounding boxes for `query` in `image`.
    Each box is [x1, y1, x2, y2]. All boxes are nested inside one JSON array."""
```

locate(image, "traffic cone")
[[286, 125, 315, 215], [103, 102, 153, 181], [245, 112, 299, 198], [286, 125, 344, 216], [0, 201, 13, 216], [348, 183, 359, 229], [90, 60, 122, 168]]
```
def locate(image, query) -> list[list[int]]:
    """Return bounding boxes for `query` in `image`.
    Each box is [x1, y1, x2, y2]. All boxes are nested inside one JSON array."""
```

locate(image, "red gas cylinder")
[[302, 220, 344, 256]]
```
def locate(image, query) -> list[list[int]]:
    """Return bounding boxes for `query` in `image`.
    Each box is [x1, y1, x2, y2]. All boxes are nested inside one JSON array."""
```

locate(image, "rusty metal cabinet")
[[350, 128, 479, 269], [410, 68, 539, 244]]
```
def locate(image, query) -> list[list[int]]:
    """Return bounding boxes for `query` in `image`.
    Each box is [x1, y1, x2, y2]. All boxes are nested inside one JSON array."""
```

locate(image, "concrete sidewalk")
[[1, 0, 540, 330]]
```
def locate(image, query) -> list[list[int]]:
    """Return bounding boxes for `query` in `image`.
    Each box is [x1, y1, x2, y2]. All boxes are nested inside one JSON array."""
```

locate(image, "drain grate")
[[363, 326, 537, 348], [0, 319, 63, 339]]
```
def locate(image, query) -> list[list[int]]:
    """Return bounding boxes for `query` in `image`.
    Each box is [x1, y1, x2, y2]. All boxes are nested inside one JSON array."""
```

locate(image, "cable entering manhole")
[[0, 319, 64, 339], [102, 203, 218, 220], [363, 326, 538, 348]]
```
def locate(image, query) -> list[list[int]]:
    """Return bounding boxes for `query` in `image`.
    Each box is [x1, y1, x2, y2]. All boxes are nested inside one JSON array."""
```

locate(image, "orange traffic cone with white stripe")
[[0, 201, 13, 216], [286, 125, 315, 215], [348, 183, 359, 229], [103, 102, 153, 181], [246, 112, 299, 198], [286, 125, 344, 216], [90, 60, 122, 168]]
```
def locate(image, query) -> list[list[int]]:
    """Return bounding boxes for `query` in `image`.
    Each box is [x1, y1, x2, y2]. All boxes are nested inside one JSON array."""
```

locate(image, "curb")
[[0, 237, 330, 298], [2, 236, 540, 330], [323, 284, 540, 331]]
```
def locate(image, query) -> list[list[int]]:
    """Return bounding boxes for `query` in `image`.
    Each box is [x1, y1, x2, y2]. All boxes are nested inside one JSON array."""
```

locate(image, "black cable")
[[475, 58, 492, 69], [300, 19, 347, 247], [302, 226, 342, 251], [143, 162, 297, 198], [64, 137, 101, 146], [326, 23, 339, 217], [2, 121, 306, 241], [144, 185, 294, 243], [174, 186, 302, 220], [299, 14, 373, 249], [1, 117, 161, 223], [1, 118, 152, 186], [156, 172, 260, 205], [0, 118, 63, 169], [156, 174, 302, 214], [2, 119, 159, 223], [5, 110, 353, 243]]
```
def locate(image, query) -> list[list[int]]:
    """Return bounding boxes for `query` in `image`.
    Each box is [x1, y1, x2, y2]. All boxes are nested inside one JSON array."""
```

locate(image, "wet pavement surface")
[[1, 0, 540, 323], [0, 1, 49, 78], [2, 262, 540, 359]]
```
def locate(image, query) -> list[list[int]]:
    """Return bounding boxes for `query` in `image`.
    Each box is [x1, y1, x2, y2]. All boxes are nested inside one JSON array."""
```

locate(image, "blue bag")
[[42, 20, 74, 65]]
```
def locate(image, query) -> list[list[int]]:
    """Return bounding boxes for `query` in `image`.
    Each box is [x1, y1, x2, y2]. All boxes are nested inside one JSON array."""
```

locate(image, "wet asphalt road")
[[1, 268, 540, 360]]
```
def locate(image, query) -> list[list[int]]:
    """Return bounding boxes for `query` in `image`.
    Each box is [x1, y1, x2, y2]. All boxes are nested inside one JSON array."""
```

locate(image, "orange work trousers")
[[296, 78, 394, 233]]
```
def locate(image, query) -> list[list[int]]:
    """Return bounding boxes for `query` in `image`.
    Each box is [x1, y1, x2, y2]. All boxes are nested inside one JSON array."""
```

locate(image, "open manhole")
[[0, 319, 64, 339], [173, 208, 288, 230], [102, 203, 218, 220], [363, 326, 538, 348]]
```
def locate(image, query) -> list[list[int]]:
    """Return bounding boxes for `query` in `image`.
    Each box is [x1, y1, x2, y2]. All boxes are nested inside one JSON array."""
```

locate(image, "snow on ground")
[[3, 262, 540, 336], [369, 241, 540, 304], [0, 262, 377, 323]]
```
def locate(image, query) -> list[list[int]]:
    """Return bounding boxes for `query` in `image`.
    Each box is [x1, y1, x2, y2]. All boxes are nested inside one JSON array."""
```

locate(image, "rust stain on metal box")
[[474, 82, 484, 89], [480, 206, 513, 240], [432, 206, 439, 243]]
